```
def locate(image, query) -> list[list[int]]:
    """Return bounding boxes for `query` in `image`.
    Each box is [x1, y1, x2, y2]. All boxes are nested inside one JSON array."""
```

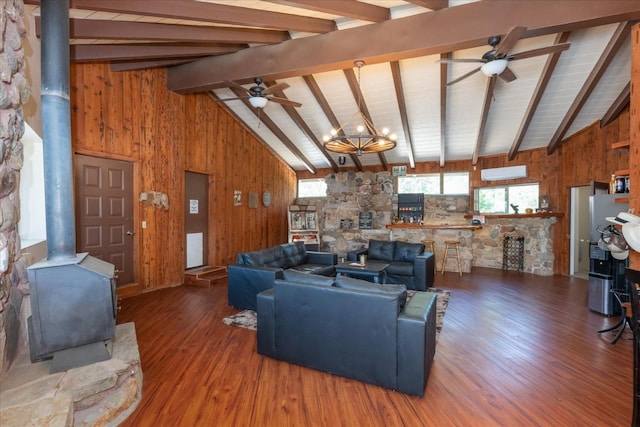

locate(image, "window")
[[398, 172, 469, 195], [475, 184, 539, 214], [298, 178, 327, 198]]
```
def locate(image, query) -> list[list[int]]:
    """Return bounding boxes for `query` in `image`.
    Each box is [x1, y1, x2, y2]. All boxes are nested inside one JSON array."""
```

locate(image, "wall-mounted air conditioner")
[[480, 165, 527, 181]]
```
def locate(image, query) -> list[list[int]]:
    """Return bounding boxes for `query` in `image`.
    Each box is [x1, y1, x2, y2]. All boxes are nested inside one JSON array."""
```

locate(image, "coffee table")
[[335, 261, 389, 284]]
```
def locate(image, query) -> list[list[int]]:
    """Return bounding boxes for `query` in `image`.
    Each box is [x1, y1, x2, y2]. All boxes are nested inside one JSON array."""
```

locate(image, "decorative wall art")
[[234, 190, 242, 206], [248, 192, 259, 209]]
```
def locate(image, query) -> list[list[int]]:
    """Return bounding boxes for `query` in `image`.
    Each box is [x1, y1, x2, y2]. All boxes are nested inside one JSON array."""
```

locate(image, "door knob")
[[126, 231, 135, 235]]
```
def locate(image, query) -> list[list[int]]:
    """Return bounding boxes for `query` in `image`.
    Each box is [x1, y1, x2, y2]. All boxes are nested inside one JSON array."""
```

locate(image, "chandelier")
[[322, 60, 396, 156]]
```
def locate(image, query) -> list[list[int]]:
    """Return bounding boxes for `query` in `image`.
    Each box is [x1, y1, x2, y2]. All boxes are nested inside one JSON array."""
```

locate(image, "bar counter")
[[386, 223, 482, 230]]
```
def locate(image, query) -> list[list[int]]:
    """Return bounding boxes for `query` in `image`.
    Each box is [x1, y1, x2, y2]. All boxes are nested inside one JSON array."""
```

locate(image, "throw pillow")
[[282, 269, 335, 287], [393, 241, 425, 263], [367, 239, 395, 261], [334, 276, 407, 309]]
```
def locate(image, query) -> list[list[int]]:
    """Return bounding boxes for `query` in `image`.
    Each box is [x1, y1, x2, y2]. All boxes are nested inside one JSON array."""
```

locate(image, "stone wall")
[[0, 0, 28, 378], [297, 171, 557, 276]]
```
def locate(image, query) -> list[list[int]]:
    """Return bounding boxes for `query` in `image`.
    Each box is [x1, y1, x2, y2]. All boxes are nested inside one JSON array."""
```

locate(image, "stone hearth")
[[0, 322, 142, 426]]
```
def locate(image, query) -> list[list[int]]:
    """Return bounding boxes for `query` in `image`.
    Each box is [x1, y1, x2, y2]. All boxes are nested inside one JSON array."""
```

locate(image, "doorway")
[[185, 171, 209, 269], [569, 186, 591, 279], [75, 154, 135, 286]]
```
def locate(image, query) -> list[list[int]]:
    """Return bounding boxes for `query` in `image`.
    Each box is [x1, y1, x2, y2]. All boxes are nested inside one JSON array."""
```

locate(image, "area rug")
[[223, 287, 450, 341]]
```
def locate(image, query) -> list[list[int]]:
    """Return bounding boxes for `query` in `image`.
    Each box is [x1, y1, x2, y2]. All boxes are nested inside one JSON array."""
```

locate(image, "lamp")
[[249, 96, 268, 109], [481, 59, 508, 77], [323, 60, 396, 156]]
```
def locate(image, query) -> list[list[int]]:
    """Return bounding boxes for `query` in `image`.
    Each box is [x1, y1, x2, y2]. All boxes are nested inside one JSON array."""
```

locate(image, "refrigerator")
[[588, 194, 628, 315]]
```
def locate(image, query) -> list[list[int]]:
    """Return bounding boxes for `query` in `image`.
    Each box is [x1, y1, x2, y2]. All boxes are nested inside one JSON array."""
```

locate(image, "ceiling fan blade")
[[213, 96, 249, 102], [224, 80, 250, 93], [262, 82, 290, 95], [495, 26, 527, 58], [508, 43, 570, 61], [498, 66, 517, 83], [447, 66, 482, 86], [438, 58, 486, 64], [268, 96, 302, 107]]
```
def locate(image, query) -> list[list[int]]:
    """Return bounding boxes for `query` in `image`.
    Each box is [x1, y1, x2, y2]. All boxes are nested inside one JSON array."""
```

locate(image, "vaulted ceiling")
[[25, 0, 640, 174]]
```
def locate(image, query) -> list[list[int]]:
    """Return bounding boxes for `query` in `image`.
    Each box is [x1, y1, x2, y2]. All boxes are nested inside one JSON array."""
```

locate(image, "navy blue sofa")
[[347, 239, 435, 291], [257, 274, 437, 396], [227, 242, 337, 311]]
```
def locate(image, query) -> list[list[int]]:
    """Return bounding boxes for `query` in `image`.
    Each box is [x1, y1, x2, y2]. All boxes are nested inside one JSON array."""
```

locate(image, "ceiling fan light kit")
[[249, 96, 268, 108], [323, 60, 396, 156], [481, 59, 508, 77]]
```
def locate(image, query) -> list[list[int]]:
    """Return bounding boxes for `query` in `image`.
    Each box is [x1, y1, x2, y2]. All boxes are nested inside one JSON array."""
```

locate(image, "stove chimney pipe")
[[41, 0, 75, 260]]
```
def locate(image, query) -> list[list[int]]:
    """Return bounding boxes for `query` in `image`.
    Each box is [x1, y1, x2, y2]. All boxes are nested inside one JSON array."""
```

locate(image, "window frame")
[[474, 183, 540, 214], [397, 171, 470, 195], [297, 178, 327, 198]]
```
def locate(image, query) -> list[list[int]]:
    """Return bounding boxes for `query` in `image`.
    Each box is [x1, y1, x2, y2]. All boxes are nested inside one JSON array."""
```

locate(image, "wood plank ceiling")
[[24, 0, 640, 174]]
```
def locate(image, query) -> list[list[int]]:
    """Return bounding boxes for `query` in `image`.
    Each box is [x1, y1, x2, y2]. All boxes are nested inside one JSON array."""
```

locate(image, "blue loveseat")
[[348, 239, 435, 291], [257, 273, 437, 396], [227, 242, 337, 311]]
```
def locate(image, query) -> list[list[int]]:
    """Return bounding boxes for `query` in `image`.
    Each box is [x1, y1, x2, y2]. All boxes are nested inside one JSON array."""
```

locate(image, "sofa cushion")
[[368, 240, 395, 262], [393, 241, 425, 263], [335, 276, 407, 309], [385, 261, 414, 276], [281, 242, 308, 268], [282, 269, 335, 286], [239, 250, 265, 266]]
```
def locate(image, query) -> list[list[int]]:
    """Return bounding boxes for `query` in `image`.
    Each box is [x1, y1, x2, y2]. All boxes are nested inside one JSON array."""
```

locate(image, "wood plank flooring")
[[116, 268, 633, 426]]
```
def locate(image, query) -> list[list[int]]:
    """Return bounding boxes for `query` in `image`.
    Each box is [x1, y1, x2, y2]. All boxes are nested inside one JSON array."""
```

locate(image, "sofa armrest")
[[397, 291, 437, 397], [347, 247, 368, 262], [227, 264, 283, 311], [306, 251, 338, 266], [412, 253, 435, 291], [257, 288, 276, 357]]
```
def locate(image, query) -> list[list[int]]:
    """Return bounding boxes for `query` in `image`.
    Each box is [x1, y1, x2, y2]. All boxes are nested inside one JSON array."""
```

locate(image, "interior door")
[[75, 155, 135, 286], [185, 171, 209, 269]]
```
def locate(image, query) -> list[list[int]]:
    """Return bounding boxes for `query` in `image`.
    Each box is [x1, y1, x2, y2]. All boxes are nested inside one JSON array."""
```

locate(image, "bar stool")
[[442, 240, 462, 276], [420, 239, 435, 254]]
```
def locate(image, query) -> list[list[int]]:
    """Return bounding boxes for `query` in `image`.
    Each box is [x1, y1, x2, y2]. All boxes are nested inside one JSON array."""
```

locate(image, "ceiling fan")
[[218, 77, 302, 108], [442, 26, 570, 86]]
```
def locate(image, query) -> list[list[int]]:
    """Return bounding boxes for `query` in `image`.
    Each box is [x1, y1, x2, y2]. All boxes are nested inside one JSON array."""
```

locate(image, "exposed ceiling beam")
[[390, 61, 415, 169], [344, 67, 389, 170], [71, 44, 242, 62], [303, 75, 363, 171], [404, 0, 448, 11], [264, 80, 339, 172], [547, 22, 631, 154], [601, 81, 630, 128], [24, 0, 337, 33], [226, 86, 317, 174], [35, 17, 289, 44], [508, 32, 571, 160], [439, 53, 448, 167], [167, 0, 640, 93], [265, 0, 390, 22], [110, 59, 196, 72], [472, 77, 497, 166]]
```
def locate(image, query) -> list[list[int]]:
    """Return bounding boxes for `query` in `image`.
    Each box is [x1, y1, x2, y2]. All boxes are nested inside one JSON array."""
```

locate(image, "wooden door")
[[185, 171, 209, 269], [75, 155, 135, 286]]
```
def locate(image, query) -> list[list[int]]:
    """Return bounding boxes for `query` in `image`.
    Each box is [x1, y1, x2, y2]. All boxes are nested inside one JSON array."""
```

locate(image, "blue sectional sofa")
[[348, 239, 435, 291], [257, 274, 437, 396], [227, 242, 337, 311]]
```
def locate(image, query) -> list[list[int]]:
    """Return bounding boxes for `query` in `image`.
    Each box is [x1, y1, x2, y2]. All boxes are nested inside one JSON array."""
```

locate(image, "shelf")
[[615, 197, 629, 204], [386, 224, 481, 230], [612, 140, 630, 149], [614, 169, 630, 176], [463, 212, 563, 219]]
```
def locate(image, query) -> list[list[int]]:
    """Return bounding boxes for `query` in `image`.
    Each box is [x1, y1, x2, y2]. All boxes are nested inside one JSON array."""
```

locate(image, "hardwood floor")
[[117, 268, 633, 426]]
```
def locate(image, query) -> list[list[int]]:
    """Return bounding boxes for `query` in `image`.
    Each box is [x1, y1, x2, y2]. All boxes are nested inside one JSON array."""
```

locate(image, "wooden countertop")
[[386, 224, 482, 230], [463, 212, 563, 219]]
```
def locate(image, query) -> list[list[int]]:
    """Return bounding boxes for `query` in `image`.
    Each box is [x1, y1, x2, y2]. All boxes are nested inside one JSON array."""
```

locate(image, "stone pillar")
[[0, 0, 29, 378]]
